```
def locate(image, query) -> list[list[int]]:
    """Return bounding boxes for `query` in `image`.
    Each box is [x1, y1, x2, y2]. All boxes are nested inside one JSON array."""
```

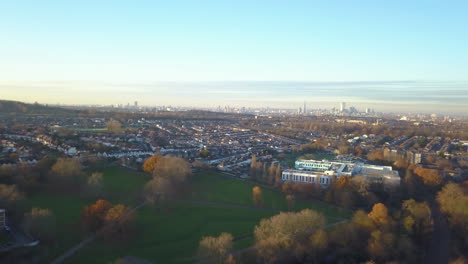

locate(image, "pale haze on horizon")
[[1, 1, 467, 113]]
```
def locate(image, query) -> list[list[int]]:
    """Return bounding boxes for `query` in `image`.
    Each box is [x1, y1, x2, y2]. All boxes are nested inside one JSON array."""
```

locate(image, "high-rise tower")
[[340, 102, 346, 112]]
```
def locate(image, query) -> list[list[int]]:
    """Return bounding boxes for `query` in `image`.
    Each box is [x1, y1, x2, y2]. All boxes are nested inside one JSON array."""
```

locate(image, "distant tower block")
[[0, 209, 5, 229], [303, 101, 307, 115], [134, 101, 138, 107], [340, 102, 346, 112]]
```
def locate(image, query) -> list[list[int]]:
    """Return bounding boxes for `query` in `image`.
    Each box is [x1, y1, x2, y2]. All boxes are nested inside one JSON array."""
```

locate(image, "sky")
[[1, 1, 467, 113]]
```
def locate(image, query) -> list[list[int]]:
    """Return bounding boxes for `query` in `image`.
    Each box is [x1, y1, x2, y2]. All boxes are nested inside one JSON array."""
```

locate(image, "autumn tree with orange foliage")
[[82, 199, 112, 232], [103, 204, 134, 239], [413, 167, 442, 186], [367, 149, 384, 161], [81, 199, 135, 239], [144, 156, 192, 204], [142, 155, 163, 174], [252, 186, 263, 207], [368, 203, 393, 229], [437, 183, 468, 255]]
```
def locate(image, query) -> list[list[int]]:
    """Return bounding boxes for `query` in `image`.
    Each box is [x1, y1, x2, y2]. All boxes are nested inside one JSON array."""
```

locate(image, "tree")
[[367, 149, 384, 161], [142, 155, 163, 174], [274, 165, 282, 187], [268, 163, 277, 185], [414, 167, 442, 187], [152, 156, 191, 183], [88, 172, 103, 186], [86, 172, 104, 198], [198, 232, 233, 264], [143, 177, 172, 204], [353, 210, 375, 231], [286, 194, 295, 211], [199, 149, 210, 158], [224, 254, 236, 264], [437, 182, 468, 252], [50, 158, 84, 185], [104, 204, 134, 239], [144, 156, 192, 204], [107, 119, 122, 133], [368, 203, 392, 230], [81, 199, 112, 232], [254, 209, 326, 263], [0, 184, 24, 212], [250, 155, 258, 180], [367, 230, 396, 261], [310, 229, 328, 262], [23, 207, 56, 241], [81, 200, 134, 240], [252, 186, 263, 207], [449, 257, 467, 264], [401, 199, 432, 242]]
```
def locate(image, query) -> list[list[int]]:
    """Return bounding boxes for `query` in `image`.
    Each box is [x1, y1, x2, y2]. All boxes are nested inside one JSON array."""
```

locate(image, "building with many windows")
[[283, 159, 400, 187]]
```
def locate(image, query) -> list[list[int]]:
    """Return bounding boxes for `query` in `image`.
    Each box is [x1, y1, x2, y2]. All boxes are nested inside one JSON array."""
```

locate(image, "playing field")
[[24, 167, 349, 264]]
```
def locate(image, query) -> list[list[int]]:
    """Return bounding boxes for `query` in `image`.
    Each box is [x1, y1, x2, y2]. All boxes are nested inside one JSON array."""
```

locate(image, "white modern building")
[[283, 159, 400, 187], [282, 169, 334, 185]]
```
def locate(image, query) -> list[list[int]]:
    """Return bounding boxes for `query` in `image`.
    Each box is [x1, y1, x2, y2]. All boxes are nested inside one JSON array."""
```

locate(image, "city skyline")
[[1, 1, 468, 113], [1, 80, 467, 114]]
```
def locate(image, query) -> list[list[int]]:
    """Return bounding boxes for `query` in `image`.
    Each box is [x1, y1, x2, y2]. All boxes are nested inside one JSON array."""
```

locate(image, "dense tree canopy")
[[198, 232, 233, 264], [254, 209, 325, 263]]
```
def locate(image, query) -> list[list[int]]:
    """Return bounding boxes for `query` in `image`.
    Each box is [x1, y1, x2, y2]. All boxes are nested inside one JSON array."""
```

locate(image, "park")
[[24, 166, 350, 264]]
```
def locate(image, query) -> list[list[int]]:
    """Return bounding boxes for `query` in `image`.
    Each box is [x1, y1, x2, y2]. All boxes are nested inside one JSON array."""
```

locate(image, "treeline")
[[196, 200, 443, 264], [0, 156, 137, 247], [0, 100, 78, 115], [249, 119, 468, 140], [249, 155, 281, 186], [199, 181, 468, 263], [284, 120, 468, 139]]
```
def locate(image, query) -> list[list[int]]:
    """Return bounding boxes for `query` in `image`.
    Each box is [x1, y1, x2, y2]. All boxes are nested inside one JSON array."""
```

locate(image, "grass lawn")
[[23, 193, 88, 263], [189, 171, 349, 220], [65, 171, 350, 264], [68, 203, 274, 264], [23, 166, 149, 263], [99, 167, 150, 204]]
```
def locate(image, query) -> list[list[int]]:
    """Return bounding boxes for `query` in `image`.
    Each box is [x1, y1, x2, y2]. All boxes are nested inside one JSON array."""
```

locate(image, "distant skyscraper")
[[303, 101, 307, 115], [134, 101, 138, 107], [340, 102, 346, 112]]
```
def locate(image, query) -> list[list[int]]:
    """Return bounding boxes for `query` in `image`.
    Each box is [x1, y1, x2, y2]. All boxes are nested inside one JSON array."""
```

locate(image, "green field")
[[24, 167, 149, 262], [189, 172, 348, 220], [24, 167, 349, 264], [70, 203, 273, 264]]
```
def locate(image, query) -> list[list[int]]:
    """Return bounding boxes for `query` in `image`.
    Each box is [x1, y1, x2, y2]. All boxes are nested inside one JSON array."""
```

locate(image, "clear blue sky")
[[1, 1, 467, 113]]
